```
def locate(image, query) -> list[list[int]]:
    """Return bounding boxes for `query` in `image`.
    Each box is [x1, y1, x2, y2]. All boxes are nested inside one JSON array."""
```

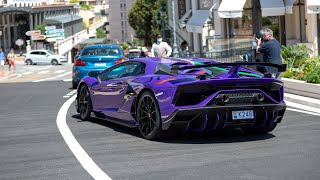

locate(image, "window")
[[198, 0, 215, 10], [30, 51, 40, 55], [178, 0, 186, 18], [100, 62, 145, 80], [81, 48, 121, 56]]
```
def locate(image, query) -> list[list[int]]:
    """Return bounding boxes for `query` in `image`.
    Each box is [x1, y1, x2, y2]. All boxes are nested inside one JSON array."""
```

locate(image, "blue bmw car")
[[72, 44, 125, 89]]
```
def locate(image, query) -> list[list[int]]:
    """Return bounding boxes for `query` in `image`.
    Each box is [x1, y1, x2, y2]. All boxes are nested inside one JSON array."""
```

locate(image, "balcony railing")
[[7, 0, 41, 7], [57, 19, 105, 55]]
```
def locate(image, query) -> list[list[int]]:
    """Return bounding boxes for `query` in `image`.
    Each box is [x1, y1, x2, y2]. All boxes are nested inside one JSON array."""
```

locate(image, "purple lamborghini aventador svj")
[[75, 57, 287, 140]]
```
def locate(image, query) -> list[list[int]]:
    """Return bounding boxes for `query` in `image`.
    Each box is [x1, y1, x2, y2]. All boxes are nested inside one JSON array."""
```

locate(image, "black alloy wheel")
[[51, 59, 58, 65], [137, 91, 163, 140], [78, 85, 92, 121], [26, 59, 32, 65]]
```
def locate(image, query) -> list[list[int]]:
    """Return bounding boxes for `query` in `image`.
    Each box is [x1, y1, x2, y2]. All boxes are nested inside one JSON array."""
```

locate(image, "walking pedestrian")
[[150, 34, 172, 58], [7, 49, 16, 72], [0, 48, 5, 74], [179, 41, 189, 58], [256, 28, 282, 79]]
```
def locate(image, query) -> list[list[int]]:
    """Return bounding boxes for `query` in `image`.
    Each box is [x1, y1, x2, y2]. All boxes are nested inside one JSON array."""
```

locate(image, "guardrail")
[[57, 19, 105, 55], [188, 49, 252, 63]]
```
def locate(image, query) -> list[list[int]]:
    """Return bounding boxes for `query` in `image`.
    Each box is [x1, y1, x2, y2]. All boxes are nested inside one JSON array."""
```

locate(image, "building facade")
[[168, 0, 320, 57], [0, 0, 83, 52], [108, 0, 136, 43]]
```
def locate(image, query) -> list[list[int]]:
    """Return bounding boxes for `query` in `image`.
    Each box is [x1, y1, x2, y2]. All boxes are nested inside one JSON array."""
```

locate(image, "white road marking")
[[63, 95, 70, 98], [287, 108, 320, 116], [63, 79, 72, 82], [54, 70, 65, 73], [22, 72, 33, 75], [285, 101, 320, 114], [38, 70, 49, 74], [56, 72, 71, 78], [33, 72, 72, 82], [56, 95, 112, 180]]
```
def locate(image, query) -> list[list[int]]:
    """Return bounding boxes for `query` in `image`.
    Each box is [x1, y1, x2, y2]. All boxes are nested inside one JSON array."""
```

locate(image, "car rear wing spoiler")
[[170, 62, 287, 77]]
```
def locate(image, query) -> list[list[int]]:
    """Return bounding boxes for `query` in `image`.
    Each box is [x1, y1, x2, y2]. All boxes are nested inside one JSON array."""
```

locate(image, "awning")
[[307, 0, 320, 14], [217, 0, 246, 18], [284, 0, 297, 14], [260, 0, 285, 17], [186, 10, 211, 33], [45, 15, 83, 24]]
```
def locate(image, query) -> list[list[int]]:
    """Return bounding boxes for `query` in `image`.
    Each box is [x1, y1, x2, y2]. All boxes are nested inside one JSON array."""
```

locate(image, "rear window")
[[81, 48, 121, 56]]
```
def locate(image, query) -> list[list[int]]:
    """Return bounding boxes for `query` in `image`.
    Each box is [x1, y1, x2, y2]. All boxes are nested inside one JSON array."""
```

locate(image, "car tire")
[[51, 59, 58, 65], [136, 91, 163, 140], [72, 80, 78, 89], [242, 122, 278, 134], [26, 59, 33, 65], [78, 84, 92, 121]]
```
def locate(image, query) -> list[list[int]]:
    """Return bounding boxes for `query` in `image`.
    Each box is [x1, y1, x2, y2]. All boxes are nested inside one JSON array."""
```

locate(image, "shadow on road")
[[71, 114, 276, 144]]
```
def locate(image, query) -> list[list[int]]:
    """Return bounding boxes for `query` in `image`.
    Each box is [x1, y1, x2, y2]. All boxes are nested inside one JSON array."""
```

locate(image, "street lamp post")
[[160, 1, 166, 40], [171, 0, 179, 57]]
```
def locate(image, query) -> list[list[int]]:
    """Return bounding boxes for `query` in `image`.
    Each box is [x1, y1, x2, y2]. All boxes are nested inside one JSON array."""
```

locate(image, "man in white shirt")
[[150, 34, 172, 58], [0, 48, 5, 74]]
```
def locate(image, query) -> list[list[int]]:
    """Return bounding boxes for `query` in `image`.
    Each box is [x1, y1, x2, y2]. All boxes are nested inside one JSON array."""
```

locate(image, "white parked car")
[[24, 50, 67, 65]]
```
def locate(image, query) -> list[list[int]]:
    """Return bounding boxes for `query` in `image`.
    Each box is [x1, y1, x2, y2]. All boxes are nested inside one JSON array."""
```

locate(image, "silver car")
[[24, 50, 67, 65]]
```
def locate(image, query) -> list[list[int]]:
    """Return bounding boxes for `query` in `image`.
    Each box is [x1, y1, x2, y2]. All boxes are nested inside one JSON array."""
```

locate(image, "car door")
[[91, 62, 145, 119], [28, 51, 40, 63], [91, 63, 128, 111], [38, 51, 48, 64]]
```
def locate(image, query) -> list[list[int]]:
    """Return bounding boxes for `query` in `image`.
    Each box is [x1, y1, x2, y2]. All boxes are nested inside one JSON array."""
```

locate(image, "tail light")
[[115, 58, 125, 65], [75, 59, 86, 66]]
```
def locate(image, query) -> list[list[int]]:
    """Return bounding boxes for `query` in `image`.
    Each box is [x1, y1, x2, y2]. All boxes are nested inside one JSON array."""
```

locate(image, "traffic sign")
[[55, 33, 65, 37], [55, 29, 64, 33], [46, 34, 57, 38], [45, 26, 56, 31], [25, 30, 41, 36], [45, 30, 56, 35], [46, 37, 57, 42], [15, 39, 24, 46], [31, 35, 46, 40], [46, 36, 65, 42]]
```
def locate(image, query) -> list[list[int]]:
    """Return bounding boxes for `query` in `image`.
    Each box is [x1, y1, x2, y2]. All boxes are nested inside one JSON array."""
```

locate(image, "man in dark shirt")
[[256, 28, 282, 79]]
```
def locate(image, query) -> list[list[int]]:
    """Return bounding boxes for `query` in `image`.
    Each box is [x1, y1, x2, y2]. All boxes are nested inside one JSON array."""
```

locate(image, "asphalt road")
[[1, 81, 320, 180]]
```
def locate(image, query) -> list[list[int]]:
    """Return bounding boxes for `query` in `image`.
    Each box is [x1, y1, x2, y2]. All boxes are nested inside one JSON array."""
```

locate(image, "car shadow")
[[72, 114, 141, 138], [71, 114, 276, 144]]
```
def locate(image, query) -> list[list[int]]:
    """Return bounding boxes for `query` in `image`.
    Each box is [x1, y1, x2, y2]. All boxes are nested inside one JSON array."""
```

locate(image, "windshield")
[[81, 48, 121, 56], [47, 51, 55, 55]]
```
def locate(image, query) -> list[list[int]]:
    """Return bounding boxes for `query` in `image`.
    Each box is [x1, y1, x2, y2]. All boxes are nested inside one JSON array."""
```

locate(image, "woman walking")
[[7, 49, 16, 72]]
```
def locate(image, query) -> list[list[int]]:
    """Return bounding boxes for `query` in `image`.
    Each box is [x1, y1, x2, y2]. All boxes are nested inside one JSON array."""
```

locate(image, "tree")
[[34, 24, 46, 34], [96, 28, 106, 38], [128, 0, 167, 46]]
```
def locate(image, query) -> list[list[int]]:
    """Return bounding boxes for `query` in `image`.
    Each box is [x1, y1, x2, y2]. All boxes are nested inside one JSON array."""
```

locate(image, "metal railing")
[[188, 49, 252, 63], [57, 19, 105, 55]]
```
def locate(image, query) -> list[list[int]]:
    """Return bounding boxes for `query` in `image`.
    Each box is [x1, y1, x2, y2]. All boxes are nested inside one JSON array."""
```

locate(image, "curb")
[[0, 73, 19, 81], [283, 78, 320, 99], [284, 93, 320, 109]]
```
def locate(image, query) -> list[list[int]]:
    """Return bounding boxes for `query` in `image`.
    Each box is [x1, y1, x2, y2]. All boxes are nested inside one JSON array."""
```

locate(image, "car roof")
[[83, 44, 122, 49]]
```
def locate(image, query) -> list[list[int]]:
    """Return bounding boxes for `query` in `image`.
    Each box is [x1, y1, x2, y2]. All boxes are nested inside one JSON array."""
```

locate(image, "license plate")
[[232, 110, 254, 120], [94, 62, 106, 67]]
